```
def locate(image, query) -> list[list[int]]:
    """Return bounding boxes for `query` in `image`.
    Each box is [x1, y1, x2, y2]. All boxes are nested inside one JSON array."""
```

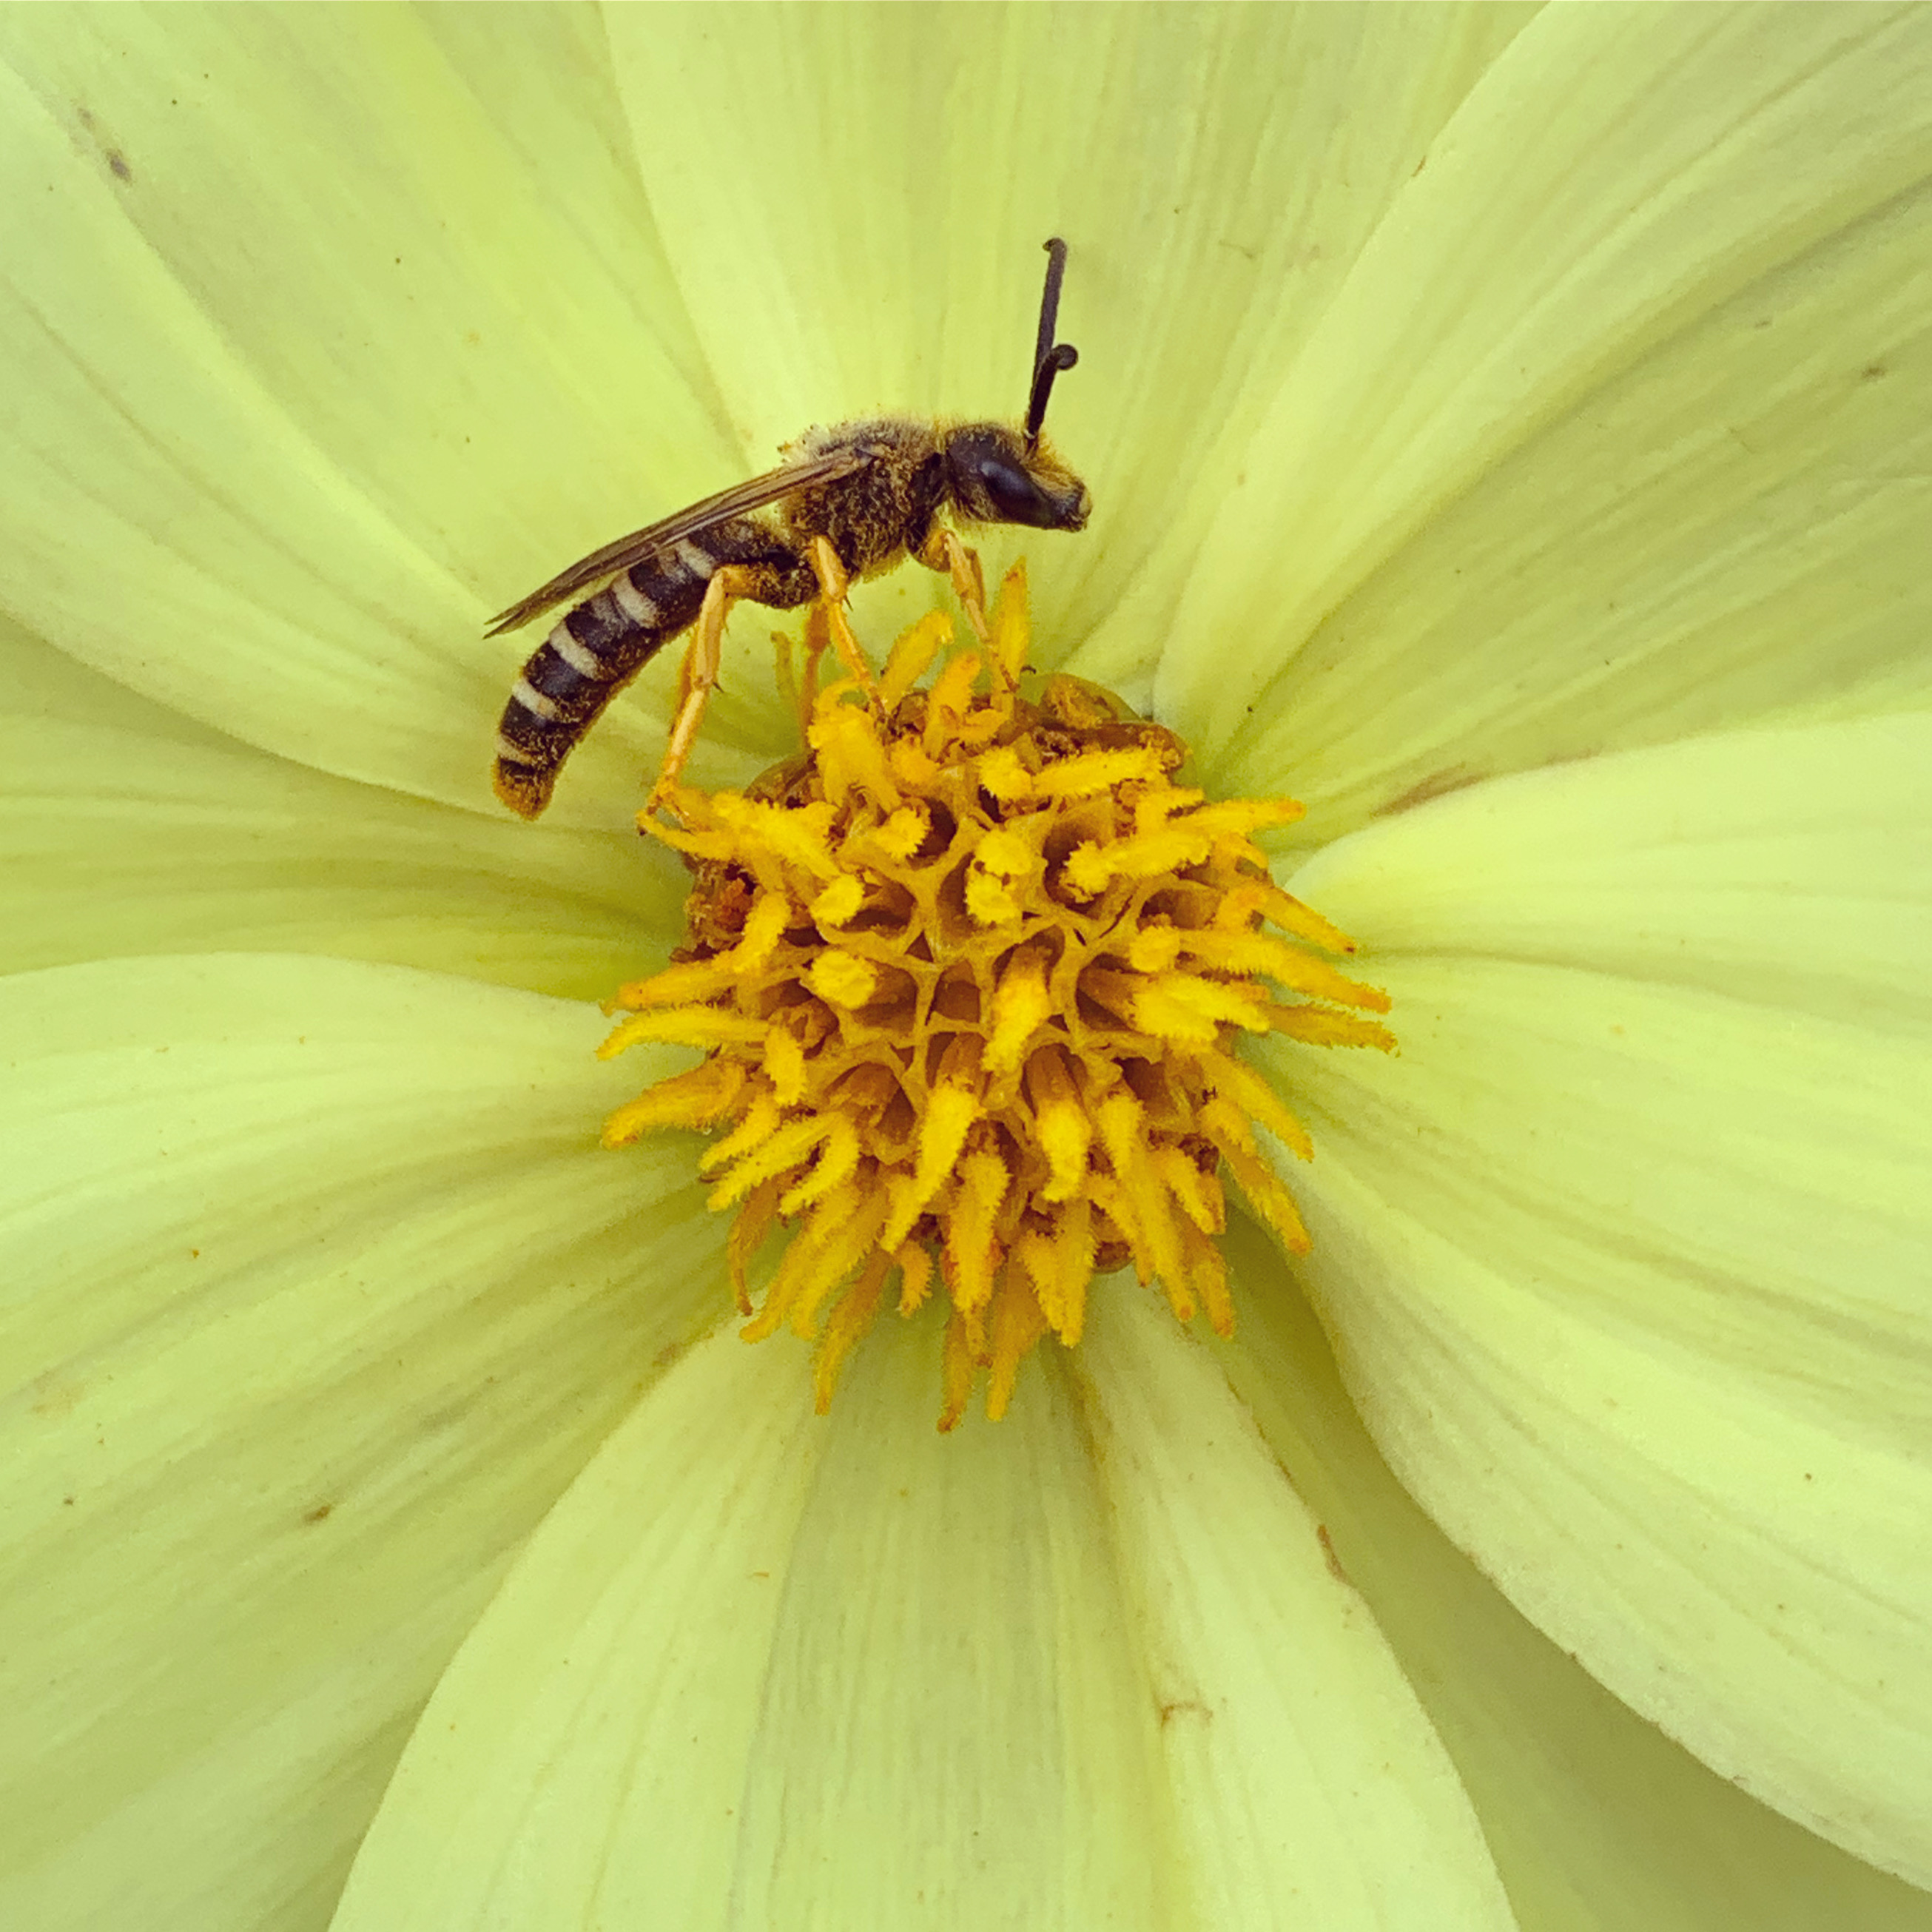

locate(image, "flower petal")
[[1276, 717, 1932, 1885], [1157, 7, 1932, 807], [603, 5, 1529, 684], [2, 620, 676, 999], [1217, 1215, 1932, 1929], [0, 9, 738, 815], [330, 1325, 825, 1932], [0, 955, 718, 1929], [1076, 1288, 1516, 1930], [727, 1325, 1180, 1928], [1293, 712, 1932, 1026], [334, 1315, 1174, 1931]]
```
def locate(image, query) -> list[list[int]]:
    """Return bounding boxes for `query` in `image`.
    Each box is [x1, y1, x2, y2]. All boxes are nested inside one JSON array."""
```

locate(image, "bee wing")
[[484, 446, 878, 636]]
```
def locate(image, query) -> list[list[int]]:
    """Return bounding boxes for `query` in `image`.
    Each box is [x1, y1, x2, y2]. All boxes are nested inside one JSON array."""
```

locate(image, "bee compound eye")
[[977, 454, 1046, 525]]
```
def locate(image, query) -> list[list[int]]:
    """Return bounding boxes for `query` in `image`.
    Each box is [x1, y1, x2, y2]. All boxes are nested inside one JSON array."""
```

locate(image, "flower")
[[3, 8, 1930, 1931], [604, 579, 1396, 1427]]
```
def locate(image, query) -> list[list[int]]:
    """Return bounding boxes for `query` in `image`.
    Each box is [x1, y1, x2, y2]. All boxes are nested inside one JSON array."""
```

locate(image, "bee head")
[[935, 239, 1090, 536], [941, 423, 1091, 533]]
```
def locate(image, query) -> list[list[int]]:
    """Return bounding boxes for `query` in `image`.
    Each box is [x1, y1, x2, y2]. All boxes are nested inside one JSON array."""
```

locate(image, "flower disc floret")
[[602, 568, 1393, 1427]]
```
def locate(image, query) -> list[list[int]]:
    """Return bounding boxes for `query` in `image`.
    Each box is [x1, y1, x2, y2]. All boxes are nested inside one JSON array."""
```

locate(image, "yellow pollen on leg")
[[600, 564, 1393, 1427]]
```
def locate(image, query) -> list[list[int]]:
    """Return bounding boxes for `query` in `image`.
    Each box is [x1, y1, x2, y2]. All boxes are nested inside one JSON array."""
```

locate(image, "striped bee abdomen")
[[493, 516, 810, 820]]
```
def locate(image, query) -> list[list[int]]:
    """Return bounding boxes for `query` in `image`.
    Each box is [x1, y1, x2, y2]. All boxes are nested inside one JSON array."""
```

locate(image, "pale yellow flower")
[[2, 7, 1929, 1930]]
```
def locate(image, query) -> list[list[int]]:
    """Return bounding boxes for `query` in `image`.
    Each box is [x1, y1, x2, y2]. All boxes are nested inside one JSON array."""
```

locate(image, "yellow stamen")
[[600, 1060, 747, 1146], [810, 873, 865, 928], [601, 562, 1392, 1424], [881, 609, 951, 710], [986, 947, 1054, 1076], [989, 556, 1030, 691], [895, 1241, 934, 1316], [597, 1007, 767, 1056], [813, 1250, 892, 1413], [805, 949, 878, 1009]]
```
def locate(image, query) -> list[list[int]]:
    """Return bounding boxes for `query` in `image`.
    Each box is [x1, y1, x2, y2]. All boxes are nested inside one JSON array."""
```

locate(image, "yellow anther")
[[1047, 1196, 1094, 1344], [1131, 971, 1273, 1043], [600, 1060, 748, 1147], [1030, 744, 1168, 802], [778, 1112, 862, 1215], [977, 743, 1034, 802], [701, 1087, 784, 1174], [598, 1007, 767, 1057], [965, 867, 1024, 927], [880, 608, 950, 710], [923, 651, 983, 756], [765, 1026, 809, 1107], [708, 792, 842, 880], [882, 1081, 981, 1251], [806, 949, 879, 1009], [1265, 1004, 1400, 1053], [734, 892, 792, 970], [990, 559, 1030, 691], [708, 1112, 841, 1211], [946, 1148, 1011, 1317], [1026, 1046, 1092, 1202], [810, 699, 903, 812], [812, 1250, 893, 1413], [986, 949, 1053, 1075], [1154, 1142, 1225, 1236], [1179, 927, 1390, 1012], [811, 873, 866, 929], [1124, 923, 1184, 973], [727, 1178, 784, 1314], [872, 803, 931, 861], [984, 1272, 1049, 1421], [1095, 1088, 1185, 1290], [973, 825, 1034, 881], [895, 1240, 935, 1316], [1201, 1049, 1313, 1161], [888, 736, 946, 790]]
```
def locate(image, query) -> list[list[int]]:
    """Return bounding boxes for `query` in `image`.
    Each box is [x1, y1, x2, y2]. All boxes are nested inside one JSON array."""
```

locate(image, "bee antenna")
[[1026, 237, 1080, 451]]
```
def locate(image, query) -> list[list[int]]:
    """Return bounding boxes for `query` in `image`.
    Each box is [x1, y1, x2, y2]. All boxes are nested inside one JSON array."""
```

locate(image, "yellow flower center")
[[600, 563, 1393, 1427]]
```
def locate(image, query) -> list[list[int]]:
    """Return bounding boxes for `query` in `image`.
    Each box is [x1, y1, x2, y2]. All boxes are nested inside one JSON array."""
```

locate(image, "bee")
[[488, 239, 1090, 818]]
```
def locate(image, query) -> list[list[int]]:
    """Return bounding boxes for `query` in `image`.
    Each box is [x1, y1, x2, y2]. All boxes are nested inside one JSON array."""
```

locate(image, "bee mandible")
[[488, 238, 1090, 819]]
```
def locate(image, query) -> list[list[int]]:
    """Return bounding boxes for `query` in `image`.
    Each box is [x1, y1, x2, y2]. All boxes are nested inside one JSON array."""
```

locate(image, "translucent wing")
[[484, 445, 877, 636]]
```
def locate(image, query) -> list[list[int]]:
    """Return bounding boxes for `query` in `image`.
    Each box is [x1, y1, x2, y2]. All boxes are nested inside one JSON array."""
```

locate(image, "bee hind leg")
[[807, 536, 881, 710], [917, 528, 992, 657], [648, 565, 765, 818]]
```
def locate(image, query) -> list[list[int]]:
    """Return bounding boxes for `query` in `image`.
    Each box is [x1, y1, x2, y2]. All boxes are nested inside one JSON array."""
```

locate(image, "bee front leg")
[[649, 565, 762, 818], [807, 536, 881, 710], [917, 528, 992, 655]]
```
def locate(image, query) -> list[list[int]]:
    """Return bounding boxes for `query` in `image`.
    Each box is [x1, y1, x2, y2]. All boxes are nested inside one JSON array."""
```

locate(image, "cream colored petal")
[[605, 4, 1530, 692], [1290, 712, 1932, 1025], [329, 1325, 826, 1932], [1157, 7, 1932, 812], [0, 955, 721, 1931], [725, 1325, 1177, 1930], [1271, 718, 1932, 1885], [1216, 1216, 1932, 1931], [1076, 1288, 1517, 1931], [2, 620, 676, 1000], [0, 10, 737, 818], [334, 1311, 1174, 1931]]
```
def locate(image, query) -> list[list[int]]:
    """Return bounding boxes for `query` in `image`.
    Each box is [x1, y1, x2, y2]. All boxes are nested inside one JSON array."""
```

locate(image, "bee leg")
[[807, 536, 881, 709], [917, 528, 992, 656], [649, 565, 762, 816], [797, 601, 830, 733]]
